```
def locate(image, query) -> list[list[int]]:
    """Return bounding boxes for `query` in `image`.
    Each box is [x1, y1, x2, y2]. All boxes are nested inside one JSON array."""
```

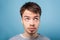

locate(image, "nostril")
[[30, 24, 35, 27]]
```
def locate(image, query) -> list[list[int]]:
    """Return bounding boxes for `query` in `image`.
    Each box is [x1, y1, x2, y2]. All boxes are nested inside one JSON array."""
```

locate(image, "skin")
[[21, 9, 40, 38]]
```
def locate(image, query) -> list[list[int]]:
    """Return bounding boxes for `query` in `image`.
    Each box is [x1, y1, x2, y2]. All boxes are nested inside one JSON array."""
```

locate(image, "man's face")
[[22, 9, 40, 34]]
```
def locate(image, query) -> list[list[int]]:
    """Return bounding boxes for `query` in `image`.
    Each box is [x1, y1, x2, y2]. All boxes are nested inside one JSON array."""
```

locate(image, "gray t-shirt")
[[9, 34, 50, 40]]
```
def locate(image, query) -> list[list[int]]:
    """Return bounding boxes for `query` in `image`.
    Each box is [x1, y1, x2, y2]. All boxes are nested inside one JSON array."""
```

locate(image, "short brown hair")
[[20, 2, 41, 17]]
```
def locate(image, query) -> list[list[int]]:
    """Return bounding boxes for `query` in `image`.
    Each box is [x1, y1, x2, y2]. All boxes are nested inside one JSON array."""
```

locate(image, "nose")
[[30, 19, 35, 26]]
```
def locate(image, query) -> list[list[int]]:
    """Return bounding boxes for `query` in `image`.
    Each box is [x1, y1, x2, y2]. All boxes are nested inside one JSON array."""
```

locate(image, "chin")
[[28, 31, 36, 34]]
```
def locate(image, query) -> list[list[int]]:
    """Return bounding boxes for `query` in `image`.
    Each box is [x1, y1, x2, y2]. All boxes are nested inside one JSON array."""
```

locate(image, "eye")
[[26, 18, 29, 20], [34, 18, 39, 20], [25, 18, 30, 21]]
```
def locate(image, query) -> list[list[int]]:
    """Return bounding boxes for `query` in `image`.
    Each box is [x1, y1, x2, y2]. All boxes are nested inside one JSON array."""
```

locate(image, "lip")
[[28, 28, 36, 30], [30, 28, 36, 29]]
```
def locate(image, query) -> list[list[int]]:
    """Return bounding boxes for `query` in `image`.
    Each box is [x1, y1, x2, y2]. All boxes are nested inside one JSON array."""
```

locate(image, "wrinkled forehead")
[[22, 10, 40, 18]]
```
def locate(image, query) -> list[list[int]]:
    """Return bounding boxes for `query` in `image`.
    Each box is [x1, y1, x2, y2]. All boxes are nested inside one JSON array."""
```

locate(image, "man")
[[9, 2, 50, 40]]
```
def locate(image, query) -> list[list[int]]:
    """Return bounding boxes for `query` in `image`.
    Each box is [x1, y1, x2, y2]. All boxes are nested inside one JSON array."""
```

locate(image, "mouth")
[[28, 28, 36, 31]]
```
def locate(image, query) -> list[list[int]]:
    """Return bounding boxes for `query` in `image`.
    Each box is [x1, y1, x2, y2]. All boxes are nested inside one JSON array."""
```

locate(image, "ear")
[[21, 18, 23, 24]]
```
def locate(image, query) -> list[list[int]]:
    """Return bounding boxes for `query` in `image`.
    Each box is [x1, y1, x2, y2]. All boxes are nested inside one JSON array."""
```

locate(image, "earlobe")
[[21, 19, 23, 24], [21, 19, 22, 24]]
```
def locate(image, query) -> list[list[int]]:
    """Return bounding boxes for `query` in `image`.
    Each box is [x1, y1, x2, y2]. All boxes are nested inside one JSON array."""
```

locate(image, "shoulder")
[[38, 34, 50, 40], [9, 34, 22, 40], [42, 36, 50, 40]]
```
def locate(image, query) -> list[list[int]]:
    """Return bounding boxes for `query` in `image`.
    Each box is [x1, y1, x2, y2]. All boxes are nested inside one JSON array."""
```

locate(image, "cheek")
[[23, 21, 29, 29], [35, 21, 40, 28], [23, 21, 29, 26], [35, 20, 40, 24]]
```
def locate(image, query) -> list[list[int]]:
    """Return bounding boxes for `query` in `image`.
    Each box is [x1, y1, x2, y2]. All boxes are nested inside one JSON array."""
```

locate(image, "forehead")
[[22, 10, 40, 17]]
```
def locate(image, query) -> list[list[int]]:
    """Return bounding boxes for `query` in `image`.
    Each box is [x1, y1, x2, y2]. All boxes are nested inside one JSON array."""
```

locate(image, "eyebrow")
[[24, 16, 30, 18], [34, 16, 39, 18], [24, 16, 39, 18]]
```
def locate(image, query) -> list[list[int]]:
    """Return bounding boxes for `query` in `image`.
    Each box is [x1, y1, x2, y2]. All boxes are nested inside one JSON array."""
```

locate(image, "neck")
[[23, 32, 38, 38]]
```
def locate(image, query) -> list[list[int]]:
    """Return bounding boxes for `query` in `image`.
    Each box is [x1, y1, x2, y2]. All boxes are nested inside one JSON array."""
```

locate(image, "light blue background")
[[0, 0, 60, 40]]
